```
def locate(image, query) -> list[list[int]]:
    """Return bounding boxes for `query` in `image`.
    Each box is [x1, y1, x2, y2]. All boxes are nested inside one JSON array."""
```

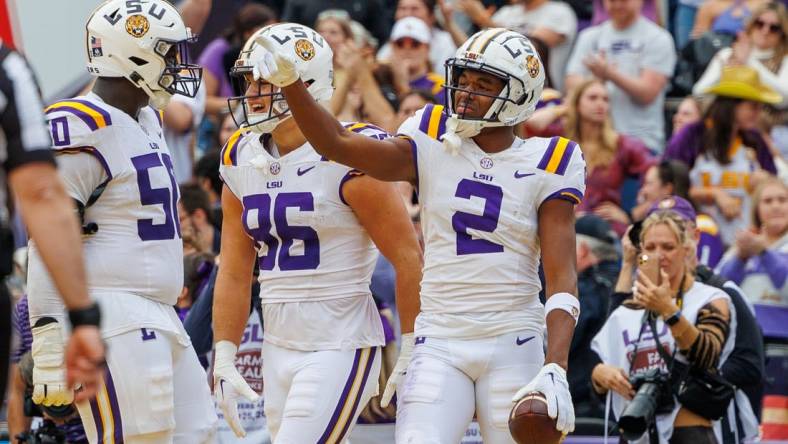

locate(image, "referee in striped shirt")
[[0, 41, 104, 404]]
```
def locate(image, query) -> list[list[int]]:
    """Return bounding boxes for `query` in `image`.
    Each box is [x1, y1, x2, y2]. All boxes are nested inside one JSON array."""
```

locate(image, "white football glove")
[[31, 320, 74, 406], [512, 363, 575, 434], [380, 333, 414, 408], [213, 340, 261, 438], [251, 35, 300, 87]]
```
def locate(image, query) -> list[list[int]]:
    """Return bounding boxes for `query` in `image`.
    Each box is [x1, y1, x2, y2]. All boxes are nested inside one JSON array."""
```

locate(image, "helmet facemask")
[[155, 37, 202, 98], [228, 66, 291, 134]]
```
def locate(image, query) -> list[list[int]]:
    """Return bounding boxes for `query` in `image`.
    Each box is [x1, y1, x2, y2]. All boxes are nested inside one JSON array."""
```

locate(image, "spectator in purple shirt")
[[198, 4, 276, 118], [665, 65, 780, 245], [717, 178, 788, 306]]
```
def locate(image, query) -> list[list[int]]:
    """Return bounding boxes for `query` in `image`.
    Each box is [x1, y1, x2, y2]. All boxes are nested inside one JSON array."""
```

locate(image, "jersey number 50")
[[243, 192, 320, 271], [132, 153, 181, 241]]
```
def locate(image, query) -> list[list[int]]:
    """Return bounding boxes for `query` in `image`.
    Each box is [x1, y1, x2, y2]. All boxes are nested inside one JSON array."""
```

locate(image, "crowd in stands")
[[5, 0, 788, 442]]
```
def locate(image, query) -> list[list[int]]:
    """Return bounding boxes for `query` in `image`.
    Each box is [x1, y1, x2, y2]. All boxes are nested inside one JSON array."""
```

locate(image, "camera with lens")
[[618, 367, 675, 440], [15, 420, 66, 444]]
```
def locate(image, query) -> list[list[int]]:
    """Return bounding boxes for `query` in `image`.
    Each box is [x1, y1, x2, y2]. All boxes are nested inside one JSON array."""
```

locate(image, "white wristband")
[[545, 292, 580, 324]]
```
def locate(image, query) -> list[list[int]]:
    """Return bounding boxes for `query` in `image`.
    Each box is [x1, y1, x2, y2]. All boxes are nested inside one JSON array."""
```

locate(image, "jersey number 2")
[[452, 179, 504, 255], [132, 152, 181, 241], [243, 192, 320, 271]]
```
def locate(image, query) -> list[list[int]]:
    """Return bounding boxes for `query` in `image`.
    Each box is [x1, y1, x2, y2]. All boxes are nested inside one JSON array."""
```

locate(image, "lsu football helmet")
[[443, 28, 545, 140], [85, 0, 202, 109], [229, 23, 333, 134]]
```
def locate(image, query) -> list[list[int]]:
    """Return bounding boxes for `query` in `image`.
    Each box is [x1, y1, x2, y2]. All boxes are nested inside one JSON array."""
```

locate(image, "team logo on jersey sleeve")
[[480, 157, 494, 169], [125, 14, 150, 38], [294, 39, 315, 61], [270, 162, 281, 175]]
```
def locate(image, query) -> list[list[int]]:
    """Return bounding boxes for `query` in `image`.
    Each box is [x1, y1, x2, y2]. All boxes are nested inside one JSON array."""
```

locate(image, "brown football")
[[509, 392, 564, 444]]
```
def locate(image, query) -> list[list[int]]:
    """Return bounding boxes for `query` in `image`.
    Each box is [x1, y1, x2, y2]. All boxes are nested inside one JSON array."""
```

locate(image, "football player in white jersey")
[[211, 24, 422, 443], [251, 28, 586, 443], [27, 1, 217, 442]]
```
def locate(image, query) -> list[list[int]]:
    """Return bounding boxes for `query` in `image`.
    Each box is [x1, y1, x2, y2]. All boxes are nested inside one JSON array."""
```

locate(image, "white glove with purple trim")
[[512, 363, 575, 434], [213, 340, 260, 438]]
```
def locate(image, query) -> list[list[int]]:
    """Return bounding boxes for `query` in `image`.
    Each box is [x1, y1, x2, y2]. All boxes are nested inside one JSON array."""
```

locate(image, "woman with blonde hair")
[[591, 210, 734, 443], [717, 177, 788, 305], [563, 79, 655, 234]]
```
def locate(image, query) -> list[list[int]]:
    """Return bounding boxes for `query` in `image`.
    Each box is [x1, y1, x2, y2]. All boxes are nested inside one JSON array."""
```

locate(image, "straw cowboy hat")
[[704, 65, 782, 105]]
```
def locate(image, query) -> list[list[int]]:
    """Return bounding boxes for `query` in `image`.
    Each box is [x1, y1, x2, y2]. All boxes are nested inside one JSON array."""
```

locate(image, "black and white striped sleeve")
[[0, 44, 54, 173]]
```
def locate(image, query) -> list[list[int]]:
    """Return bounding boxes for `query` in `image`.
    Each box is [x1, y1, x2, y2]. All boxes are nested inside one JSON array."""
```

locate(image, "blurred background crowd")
[[2, 0, 788, 442]]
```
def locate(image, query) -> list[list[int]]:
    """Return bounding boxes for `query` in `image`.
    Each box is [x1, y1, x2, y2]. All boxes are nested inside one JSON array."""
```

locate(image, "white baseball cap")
[[390, 17, 431, 44]]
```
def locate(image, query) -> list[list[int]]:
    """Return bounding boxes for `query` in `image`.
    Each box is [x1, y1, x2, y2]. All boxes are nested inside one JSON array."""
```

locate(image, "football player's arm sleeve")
[[280, 80, 416, 183]]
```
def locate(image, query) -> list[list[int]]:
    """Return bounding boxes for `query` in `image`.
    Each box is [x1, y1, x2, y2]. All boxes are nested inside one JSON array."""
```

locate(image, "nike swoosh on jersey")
[[297, 166, 316, 176], [514, 171, 536, 179], [516, 336, 535, 346]]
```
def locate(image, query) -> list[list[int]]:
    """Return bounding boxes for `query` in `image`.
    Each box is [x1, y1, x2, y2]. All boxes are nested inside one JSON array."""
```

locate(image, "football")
[[509, 392, 563, 444]]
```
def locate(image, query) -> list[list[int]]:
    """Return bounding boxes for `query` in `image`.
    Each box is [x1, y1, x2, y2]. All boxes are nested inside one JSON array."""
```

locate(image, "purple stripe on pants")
[[335, 347, 378, 442], [104, 367, 124, 443], [317, 348, 363, 443]]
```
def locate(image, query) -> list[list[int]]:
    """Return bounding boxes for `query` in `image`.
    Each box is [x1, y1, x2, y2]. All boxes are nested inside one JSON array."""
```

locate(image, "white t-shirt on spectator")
[[164, 84, 206, 184], [377, 27, 457, 74], [491, 1, 577, 92], [567, 16, 676, 152]]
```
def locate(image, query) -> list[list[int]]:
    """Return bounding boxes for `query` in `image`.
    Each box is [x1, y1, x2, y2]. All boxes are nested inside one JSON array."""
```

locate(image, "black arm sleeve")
[[0, 44, 54, 174]]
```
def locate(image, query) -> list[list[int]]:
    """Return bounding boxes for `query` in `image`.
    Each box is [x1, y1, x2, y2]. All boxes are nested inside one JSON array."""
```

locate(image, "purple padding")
[[755, 304, 788, 340]]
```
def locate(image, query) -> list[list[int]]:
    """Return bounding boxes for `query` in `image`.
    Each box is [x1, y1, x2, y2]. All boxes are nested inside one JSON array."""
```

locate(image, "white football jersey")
[[28, 93, 183, 306], [219, 123, 387, 350], [399, 104, 586, 339]]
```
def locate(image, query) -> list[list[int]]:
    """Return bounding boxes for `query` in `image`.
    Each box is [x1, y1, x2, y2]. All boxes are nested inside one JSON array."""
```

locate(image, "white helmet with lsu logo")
[[85, 0, 202, 109], [442, 28, 545, 144], [229, 23, 334, 134]]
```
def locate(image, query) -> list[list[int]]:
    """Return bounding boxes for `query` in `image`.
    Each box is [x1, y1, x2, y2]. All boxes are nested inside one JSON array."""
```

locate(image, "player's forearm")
[[212, 272, 252, 346], [282, 80, 356, 162], [11, 165, 92, 311], [392, 256, 423, 335], [544, 310, 575, 370]]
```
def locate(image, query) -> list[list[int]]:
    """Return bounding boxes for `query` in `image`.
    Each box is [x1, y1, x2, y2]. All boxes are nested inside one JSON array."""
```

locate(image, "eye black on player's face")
[[453, 69, 506, 119]]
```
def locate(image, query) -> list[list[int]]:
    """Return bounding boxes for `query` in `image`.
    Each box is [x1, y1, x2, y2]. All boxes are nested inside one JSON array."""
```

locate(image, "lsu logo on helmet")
[[125, 14, 150, 38], [525, 55, 540, 79], [294, 39, 315, 61]]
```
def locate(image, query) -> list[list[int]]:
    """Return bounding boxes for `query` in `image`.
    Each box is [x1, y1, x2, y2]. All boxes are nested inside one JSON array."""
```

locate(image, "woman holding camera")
[[591, 210, 734, 443]]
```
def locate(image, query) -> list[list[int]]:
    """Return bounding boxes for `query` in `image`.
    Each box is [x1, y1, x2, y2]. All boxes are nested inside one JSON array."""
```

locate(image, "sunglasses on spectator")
[[394, 38, 425, 49], [753, 19, 782, 34]]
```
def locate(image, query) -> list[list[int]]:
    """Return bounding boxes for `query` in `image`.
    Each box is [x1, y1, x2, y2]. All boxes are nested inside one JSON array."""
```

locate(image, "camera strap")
[[627, 274, 685, 376]]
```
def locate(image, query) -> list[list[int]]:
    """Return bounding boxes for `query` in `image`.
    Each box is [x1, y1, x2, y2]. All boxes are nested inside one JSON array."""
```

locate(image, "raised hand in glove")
[[213, 340, 260, 438], [32, 318, 74, 406], [512, 363, 575, 434], [251, 35, 300, 88], [380, 333, 414, 408]]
